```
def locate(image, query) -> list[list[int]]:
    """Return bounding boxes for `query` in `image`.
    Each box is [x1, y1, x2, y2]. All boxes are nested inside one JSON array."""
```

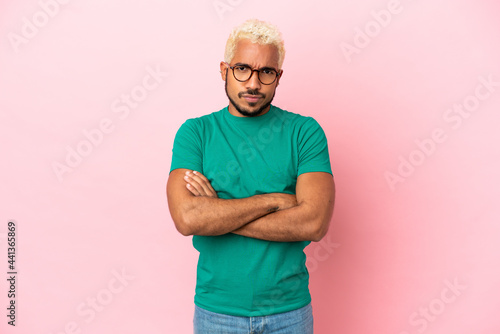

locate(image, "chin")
[[247, 110, 265, 117], [238, 105, 266, 117]]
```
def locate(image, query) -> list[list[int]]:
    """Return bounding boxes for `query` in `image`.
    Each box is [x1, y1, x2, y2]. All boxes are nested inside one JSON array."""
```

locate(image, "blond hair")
[[224, 19, 285, 69]]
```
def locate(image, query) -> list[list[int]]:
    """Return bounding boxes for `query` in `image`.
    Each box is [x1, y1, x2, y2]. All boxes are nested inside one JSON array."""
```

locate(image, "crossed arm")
[[166, 168, 335, 242]]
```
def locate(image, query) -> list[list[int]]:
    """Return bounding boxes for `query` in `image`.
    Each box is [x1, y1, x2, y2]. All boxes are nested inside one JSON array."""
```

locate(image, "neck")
[[228, 102, 271, 118]]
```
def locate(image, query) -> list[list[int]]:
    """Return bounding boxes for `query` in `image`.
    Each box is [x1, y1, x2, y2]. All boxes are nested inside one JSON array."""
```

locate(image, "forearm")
[[176, 194, 280, 236], [170, 169, 334, 240], [167, 168, 297, 237], [231, 205, 321, 242]]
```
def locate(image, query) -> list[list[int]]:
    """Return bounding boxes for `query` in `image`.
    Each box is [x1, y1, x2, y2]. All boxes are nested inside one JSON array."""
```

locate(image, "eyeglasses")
[[225, 62, 281, 85]]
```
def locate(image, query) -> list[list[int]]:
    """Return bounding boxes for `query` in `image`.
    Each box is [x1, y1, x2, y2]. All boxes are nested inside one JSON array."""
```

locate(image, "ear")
[[276, 69, 283, 87], [220, 61, 228, 81]]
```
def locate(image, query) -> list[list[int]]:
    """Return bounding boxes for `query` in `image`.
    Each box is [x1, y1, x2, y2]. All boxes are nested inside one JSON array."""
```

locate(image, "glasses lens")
[[259, 69, 277, 85], [231, 65, 278, 84], [233, 66, 251, 81]]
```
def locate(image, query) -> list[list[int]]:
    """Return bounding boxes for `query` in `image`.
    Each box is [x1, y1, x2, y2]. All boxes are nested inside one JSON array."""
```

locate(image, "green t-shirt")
[[170, 104, 332, 317]]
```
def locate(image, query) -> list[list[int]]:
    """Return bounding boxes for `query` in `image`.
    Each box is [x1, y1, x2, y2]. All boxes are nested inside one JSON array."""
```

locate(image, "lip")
[[242, 95, 262, 103]]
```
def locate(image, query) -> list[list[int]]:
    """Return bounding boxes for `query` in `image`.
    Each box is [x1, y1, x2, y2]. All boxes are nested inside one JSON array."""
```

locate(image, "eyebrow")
[[233, 63, 278, 71]]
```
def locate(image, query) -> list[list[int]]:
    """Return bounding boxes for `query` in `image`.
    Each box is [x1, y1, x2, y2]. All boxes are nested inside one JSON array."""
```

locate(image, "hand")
[[256, 193, 297, 212], [271, 193, 297, 211], [183, 170, 218, 198]]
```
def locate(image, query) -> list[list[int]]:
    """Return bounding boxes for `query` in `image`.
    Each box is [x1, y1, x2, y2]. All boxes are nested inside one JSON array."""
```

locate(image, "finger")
[[188, 173, 213, 196], [192, 171, 217, 196], [203, 182, 217, 197], [184, 171, 217, 197], [184, 175, 207, 196], [192, 170, 209, 181], [186, 182, 201, 196]]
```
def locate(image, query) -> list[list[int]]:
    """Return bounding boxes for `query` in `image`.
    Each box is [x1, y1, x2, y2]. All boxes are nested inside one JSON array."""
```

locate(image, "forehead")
[[231, 38, 279, 68]]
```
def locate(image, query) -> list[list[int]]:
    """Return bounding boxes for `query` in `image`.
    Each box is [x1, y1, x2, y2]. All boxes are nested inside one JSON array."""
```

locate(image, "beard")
[[225, 80, 275, 117]]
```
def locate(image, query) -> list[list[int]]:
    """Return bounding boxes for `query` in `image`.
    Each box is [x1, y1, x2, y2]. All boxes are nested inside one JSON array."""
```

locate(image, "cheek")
[[263, 86, 277, 97], [227, 81, 243, 95]]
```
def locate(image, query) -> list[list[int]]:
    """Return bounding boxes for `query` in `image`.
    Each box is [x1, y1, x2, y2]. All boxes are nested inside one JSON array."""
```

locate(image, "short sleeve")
[[297, 117, 332, 176], [169, 118, 203, 174]]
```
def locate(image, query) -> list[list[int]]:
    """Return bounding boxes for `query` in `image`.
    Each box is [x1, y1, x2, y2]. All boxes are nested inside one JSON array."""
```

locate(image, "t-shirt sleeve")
[[297, 117, 333, 177], [169, 118, 203, 174]]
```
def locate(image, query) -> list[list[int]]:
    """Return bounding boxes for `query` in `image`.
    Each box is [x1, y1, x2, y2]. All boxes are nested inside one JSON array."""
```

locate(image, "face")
[[220, 39, 282, 117]]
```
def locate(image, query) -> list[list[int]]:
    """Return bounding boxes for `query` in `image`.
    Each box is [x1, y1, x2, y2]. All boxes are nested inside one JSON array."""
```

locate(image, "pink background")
[[1, 0, 500, 333]]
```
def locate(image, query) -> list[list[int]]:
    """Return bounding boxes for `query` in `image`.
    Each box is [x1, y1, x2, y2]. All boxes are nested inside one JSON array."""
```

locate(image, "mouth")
[[241, 94, 263, 103]]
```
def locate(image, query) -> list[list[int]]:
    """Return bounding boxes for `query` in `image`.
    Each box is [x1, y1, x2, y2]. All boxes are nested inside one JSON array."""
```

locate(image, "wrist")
[[252, 194, 278, 213]]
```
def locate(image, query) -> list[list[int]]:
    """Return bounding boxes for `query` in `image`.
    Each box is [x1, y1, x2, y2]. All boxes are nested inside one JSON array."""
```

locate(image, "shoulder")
[[271, 105, 324, 131], [178, 108, 225, 131]]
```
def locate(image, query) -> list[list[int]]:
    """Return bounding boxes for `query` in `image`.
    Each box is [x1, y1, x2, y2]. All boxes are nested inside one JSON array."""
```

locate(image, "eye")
[[261, 69, 276, 75], [235, 66, 249, 72]]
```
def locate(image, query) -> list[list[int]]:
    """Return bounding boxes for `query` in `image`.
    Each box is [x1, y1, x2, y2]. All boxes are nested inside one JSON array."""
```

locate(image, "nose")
[[245, 70, 261, 90]]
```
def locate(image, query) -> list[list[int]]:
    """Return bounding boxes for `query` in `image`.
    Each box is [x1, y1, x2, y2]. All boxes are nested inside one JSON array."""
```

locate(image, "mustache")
[[238, 90, 265, 98]]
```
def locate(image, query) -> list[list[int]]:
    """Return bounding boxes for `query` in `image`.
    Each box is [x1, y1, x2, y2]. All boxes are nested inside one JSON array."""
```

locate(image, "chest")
[[202, 126, 298, 199]]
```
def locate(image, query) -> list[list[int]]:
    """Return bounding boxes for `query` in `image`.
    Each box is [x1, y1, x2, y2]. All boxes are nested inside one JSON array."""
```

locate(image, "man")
[[167, 19, 335, 334]]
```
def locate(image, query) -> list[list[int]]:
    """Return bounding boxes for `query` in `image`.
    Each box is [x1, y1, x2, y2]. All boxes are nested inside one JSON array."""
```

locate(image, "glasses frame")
[[224, 62, 281, 85]]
